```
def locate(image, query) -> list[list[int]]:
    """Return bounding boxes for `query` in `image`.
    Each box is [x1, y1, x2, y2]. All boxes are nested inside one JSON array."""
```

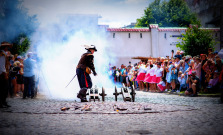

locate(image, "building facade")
[[106, 24, 220, 66]]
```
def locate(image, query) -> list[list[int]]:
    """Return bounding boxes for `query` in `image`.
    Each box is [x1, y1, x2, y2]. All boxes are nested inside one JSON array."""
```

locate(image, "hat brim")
[[85, 48, 97, 52]]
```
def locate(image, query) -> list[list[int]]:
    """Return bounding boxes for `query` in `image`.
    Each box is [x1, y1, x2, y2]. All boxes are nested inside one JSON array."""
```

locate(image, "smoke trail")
[[32, 14, 115, 100], [0, 0, 38, 43]]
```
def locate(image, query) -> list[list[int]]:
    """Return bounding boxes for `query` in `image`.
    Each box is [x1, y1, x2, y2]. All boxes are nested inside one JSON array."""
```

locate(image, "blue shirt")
[[23, 57, 36, 77]]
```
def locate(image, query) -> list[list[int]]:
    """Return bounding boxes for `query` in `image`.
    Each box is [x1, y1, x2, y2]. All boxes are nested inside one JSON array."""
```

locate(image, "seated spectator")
[[185, 71, 200, 97], [157, 77, 166, 92], [207, 70, 220, 91]]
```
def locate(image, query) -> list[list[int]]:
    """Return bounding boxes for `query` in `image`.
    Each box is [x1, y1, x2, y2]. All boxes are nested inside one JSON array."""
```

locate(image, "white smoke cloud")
[[31, 14, 116, 100]]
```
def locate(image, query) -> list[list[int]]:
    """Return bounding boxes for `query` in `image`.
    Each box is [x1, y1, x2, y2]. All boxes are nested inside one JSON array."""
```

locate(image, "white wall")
[[158, 31, 185, 57], [106, 26, 220, 67], [107, 31, 151, 67]]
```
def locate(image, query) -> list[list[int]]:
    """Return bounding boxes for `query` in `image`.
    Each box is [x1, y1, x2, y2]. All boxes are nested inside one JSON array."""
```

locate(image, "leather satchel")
[[86, 67, 92, 74]]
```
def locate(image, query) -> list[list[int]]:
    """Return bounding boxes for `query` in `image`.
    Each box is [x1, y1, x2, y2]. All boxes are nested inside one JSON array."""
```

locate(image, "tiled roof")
[[107, 28, 150, 32], [107, 27, 220, 32]]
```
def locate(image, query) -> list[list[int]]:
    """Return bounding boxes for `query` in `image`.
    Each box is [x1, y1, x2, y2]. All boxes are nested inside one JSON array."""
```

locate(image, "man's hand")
[[93, 71, 97, 76]]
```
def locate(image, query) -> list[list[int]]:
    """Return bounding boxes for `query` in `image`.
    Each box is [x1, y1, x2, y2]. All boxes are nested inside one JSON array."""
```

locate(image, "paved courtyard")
[[0, 91, 223, 135]]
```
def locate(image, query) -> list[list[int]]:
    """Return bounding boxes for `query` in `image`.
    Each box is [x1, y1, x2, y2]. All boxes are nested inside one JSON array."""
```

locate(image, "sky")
[[23, 0, 153, 28]]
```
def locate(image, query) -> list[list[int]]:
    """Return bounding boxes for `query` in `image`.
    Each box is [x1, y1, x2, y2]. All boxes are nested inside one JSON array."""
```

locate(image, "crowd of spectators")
[[0, 42, 37, 108], [109, 49, 223, 97]]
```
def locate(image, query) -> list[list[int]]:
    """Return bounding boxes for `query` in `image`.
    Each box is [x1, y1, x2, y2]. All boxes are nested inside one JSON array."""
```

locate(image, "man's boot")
[[77, 88, 88, 102]]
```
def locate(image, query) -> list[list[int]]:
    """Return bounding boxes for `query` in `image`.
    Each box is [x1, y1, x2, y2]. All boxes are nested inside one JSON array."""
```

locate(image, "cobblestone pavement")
[[0, 91, 223, 135]]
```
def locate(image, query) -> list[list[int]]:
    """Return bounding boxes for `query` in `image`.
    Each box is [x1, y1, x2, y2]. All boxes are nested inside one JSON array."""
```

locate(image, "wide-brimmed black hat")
[[85, 45, 97, 52]]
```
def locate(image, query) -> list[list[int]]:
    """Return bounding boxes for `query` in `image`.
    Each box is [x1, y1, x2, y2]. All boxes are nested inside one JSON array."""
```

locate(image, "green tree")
[[11, 34, 31, 55], [136, 0, 200, 27], [176, 26, 216, 56]]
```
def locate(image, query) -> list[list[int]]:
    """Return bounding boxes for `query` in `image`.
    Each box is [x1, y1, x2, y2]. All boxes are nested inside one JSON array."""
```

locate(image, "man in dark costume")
[[76, 45, 97, 102]]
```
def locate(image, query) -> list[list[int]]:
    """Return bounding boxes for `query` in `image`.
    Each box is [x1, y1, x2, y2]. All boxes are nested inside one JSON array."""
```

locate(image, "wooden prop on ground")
[[87, 86, 107, 102], [113, 84, 136, 102]]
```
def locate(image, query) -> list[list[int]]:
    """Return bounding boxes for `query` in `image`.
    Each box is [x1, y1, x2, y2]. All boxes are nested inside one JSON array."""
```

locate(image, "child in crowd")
[[178, 71, 186, 93], [170, 65, 178, 92], [157, 77, 166, 92], [144, 64, 153, 91]]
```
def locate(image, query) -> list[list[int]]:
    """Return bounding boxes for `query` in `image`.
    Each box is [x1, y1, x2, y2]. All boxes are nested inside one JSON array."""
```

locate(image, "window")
[[140, 33, 142, 38], [113, 33, 115, 38], [128, 33, 130, 38], [215, 33, 218, 38]]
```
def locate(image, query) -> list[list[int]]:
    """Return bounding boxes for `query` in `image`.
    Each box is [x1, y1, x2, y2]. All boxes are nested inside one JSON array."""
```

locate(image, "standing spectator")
[[178, 71, 186, 93], [10, 61, 21, 97], [0, 50, 10, 108], [17, 60, 24, 94], [203, 59, 215, 86], [214, 59, 223, 73], [115, 68, 120, 83], [177, 60, 185, 73], [174, 56, 181, 67], [194, 57, 202, 79], [170, 66, 178, 92], [174, 50, 182, 60], [120, 64, 125, 83], [153, 62, 163, 85], [136, 62, 146, 91], [144, 64, 153, 91], [165, 61, 173, 91], [149, 63, 157, 91], [201, 54, 208, 89], [23, 52, 36, 99]]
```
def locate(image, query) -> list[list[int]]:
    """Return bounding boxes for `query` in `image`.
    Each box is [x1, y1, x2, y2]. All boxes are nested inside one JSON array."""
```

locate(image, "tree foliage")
[[176, 26, 216, 56], [136, 0, 200, 27], [11, 34, 31, 55], [0, 0, 39, 43], [0, 0, 39, 55]]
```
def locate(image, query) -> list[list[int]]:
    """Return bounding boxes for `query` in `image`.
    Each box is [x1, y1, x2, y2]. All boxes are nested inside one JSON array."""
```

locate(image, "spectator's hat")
[[192, 71, 196, 74], [17, 56, 22, 59], [180, 51, 184, 54]]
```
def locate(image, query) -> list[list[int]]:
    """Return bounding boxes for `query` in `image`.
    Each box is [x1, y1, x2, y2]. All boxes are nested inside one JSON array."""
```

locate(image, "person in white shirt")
[[0, 50, 10, 108], [157, 77, 166, 92], [136, 63, 146, 91], [144, 64, 153, 91], [149, 63, 157, 91], [153, 63, 163, 84]]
